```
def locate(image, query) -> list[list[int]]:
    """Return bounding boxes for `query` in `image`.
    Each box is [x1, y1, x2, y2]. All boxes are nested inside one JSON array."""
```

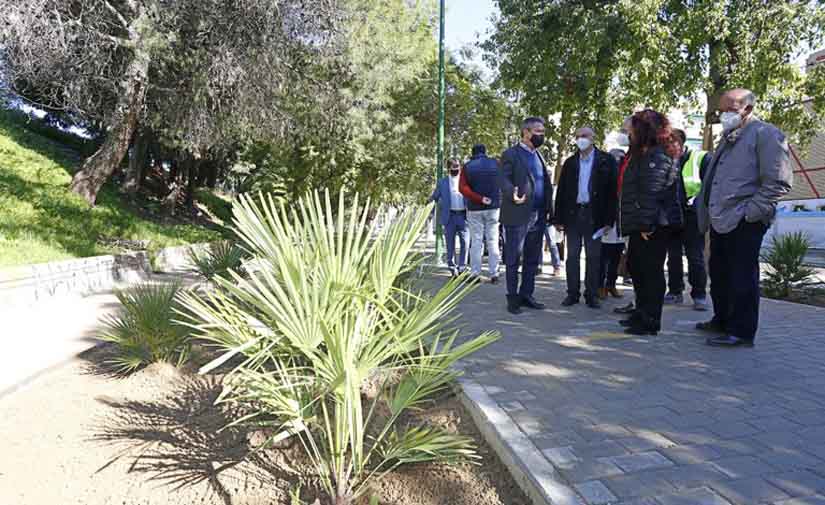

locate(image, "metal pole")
[[434, 0, 446, 265]]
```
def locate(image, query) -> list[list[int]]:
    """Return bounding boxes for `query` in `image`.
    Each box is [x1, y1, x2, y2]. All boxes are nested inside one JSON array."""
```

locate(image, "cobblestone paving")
[[452, 272, 825, 505]]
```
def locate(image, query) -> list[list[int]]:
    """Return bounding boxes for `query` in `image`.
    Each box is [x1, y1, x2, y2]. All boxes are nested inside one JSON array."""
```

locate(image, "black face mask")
[[530, 134, 545, 148], [449, 169, 459, 176]]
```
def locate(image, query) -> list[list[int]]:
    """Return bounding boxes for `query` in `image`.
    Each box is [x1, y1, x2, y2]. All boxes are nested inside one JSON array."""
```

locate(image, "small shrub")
[[188, 241, 247, 280], [100, 282, 191, 374], [762, 231, 816, 299]]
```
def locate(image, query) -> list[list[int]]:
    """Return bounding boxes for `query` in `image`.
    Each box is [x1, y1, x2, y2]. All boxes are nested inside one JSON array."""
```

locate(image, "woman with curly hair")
[[619, 109, 683, 335]]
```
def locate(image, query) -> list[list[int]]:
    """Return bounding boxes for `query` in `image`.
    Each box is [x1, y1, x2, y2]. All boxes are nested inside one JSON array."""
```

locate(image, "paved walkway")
[[0, 273, 196, 397], [452, 270, 825, 505]]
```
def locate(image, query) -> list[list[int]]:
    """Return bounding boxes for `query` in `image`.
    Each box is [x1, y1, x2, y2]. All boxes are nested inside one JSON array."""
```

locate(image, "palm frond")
[[99, 282, 191, 374]]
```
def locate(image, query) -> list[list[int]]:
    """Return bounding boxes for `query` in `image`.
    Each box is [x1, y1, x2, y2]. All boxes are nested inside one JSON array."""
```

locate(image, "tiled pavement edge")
[[459, 380, 585, 505], [448, 270, 825, 505]]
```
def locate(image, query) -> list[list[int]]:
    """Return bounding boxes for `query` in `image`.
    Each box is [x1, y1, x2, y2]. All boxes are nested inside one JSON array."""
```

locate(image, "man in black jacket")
[[553, 127, 618, 308], [498, 117, 555, 315]]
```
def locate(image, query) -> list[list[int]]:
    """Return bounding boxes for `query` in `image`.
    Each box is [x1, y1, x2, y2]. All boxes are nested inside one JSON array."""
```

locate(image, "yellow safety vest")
[[683, 150, 707, 199]]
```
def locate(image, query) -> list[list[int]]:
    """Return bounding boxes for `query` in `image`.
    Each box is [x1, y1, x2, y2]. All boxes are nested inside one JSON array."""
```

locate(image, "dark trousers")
[[709, 220, 767, 340], [600, 243, 625, 289], [666, 209, 707, 298], [444, 211, 468, 269], [565, 206, 602, 300], [628, 231, 669, 331], [503, 212, 544, 298]]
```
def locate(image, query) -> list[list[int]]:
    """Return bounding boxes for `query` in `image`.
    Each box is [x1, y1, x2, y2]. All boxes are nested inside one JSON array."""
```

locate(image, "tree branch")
[[102, 0, 130, 30]]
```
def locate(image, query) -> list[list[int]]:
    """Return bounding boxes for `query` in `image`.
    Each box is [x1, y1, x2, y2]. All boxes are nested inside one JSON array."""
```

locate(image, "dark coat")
[[497, 144, 554, 227], [620, 145, 683, 234], [553, 148, 618, 232]]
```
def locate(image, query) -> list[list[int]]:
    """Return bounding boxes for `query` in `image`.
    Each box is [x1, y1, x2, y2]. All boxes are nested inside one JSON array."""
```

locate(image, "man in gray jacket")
[[695, 89, 793, 348]]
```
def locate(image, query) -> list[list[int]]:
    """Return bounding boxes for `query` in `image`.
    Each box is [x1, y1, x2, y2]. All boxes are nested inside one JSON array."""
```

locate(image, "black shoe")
[[521, 295, 546, 310], [506, 295, 522, 315], [619, 318, 639, 327], [696, 319, 726, 333], [490, 276, 499, 285], [585, 298, 601, 309], [706, 335, 754, 348], [613, 302, 635, 314], [625, 326, 658, 336], [561, 295, 579, 307]]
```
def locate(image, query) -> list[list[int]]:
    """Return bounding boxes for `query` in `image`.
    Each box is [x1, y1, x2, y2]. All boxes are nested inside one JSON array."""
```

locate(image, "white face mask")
[[576, 137, 592, 151], [615, 133, 630, 147], [720, 111, 743, 132]]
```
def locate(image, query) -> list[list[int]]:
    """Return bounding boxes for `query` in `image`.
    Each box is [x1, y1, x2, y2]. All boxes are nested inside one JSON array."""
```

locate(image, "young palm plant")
[[762, 231, 816, 298], [179, 191, 498, 505], [100, 282, 191, 374], [188, 240, 247, 281]]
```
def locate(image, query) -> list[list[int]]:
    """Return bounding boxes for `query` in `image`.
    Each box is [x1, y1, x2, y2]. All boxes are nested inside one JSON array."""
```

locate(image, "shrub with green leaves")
[[100, 282, 191, 374], [180, 191, 498, 505], [762, 231, 816, 299], [188, 241, 247, 281]]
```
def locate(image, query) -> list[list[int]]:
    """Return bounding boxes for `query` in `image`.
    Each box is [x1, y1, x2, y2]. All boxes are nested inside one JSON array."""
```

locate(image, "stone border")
[[458, 379, 585, 505], [0, 243, 209, 307]]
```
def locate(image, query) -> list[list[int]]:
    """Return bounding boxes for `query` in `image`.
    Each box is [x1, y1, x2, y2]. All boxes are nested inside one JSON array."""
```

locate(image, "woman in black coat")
[[619, 109, 683, 335]]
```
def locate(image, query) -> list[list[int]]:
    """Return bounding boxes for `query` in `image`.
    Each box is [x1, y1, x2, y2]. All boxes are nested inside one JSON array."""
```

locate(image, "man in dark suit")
[[553, 126, 618, 308], [498, 117, 555, 315]]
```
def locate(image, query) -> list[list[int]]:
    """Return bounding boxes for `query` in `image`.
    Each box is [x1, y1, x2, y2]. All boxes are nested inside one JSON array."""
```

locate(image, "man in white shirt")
[[553, 127, 618, 308]]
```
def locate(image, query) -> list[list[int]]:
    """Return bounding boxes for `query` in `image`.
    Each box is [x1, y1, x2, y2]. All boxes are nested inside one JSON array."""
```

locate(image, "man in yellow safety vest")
[[663, 129, 711, 311]]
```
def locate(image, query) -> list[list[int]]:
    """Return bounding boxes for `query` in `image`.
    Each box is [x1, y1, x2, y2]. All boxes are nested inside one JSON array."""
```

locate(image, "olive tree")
[[0, 0, 344, 204]]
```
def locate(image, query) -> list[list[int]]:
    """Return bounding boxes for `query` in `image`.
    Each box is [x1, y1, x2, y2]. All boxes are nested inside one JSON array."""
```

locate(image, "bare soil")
[[0, 344, 529, 505]]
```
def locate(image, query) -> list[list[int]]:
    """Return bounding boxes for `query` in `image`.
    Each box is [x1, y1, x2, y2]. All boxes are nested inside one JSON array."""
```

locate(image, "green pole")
[[434, 0, 446, 265]]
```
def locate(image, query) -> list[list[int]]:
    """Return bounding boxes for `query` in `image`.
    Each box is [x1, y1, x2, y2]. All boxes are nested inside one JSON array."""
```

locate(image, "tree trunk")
[[169, 157, 179, 184], [205, 160, 218, 189], [554, 109, 571, 185], [124, 128, 150, 194], [70, 51, 149, 205], [185, 155, 197, 207], [702, 40, 726, 151]]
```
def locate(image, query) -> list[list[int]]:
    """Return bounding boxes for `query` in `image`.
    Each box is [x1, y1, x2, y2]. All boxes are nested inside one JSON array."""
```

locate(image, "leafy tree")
[[0, 0, 345, 205], [484, 0, 630, 170], [634, 0, 825, 147], [485, 0, 825, 154], [233, 1, 514, 206]]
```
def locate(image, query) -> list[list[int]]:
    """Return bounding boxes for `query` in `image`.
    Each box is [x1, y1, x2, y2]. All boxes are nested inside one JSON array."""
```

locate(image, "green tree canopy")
[[486, 0, 825, 153]]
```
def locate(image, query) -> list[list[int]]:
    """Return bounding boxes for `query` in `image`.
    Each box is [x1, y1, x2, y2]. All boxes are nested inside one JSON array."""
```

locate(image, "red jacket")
[[459, 167, 486, 205]]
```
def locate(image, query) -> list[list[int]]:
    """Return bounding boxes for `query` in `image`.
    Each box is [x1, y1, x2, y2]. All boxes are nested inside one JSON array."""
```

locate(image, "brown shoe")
[[597, 288, 608, 300], [608, 287, 623, 298], [553, 267, 561, 276]]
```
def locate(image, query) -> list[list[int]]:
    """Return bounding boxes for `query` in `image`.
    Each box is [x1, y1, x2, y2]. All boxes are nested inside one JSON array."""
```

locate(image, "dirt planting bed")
[[0, 344, 529, 505]]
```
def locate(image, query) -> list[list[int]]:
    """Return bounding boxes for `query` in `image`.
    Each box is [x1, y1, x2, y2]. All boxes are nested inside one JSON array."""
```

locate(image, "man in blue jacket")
[[498, 117, 555, 314], [430, 159, 469, 276], [460, 144, 502, 283]]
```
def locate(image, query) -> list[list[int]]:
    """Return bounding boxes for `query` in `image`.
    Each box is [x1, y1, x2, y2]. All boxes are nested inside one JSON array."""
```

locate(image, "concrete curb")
[[457, 379, 585, 505]]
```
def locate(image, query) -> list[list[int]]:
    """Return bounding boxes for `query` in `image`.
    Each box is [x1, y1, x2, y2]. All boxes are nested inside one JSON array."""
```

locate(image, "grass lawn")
[[0, 109, 223, 268]]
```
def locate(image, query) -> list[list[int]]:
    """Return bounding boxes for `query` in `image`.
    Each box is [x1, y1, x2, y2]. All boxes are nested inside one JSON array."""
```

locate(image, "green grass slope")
[[0, 109, 221, 267]]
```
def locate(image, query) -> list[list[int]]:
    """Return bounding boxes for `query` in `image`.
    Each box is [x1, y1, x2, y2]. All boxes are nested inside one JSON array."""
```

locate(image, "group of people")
[[431, 88, 792, 348]]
